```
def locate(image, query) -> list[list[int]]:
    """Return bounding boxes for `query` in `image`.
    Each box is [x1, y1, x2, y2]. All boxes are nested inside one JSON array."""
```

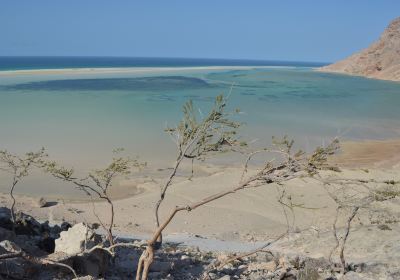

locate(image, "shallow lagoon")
[[1, 66, 400, 197]]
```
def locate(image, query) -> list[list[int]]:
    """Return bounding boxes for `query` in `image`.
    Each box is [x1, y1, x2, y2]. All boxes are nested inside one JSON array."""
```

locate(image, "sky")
[[0, 1, 399, 63]]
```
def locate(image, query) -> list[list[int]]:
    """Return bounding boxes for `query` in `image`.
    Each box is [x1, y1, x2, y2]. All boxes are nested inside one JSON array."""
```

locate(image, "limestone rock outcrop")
[[319, 17, 400, 82]]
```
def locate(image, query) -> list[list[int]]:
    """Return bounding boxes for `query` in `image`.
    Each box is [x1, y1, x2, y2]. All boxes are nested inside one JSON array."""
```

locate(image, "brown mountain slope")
[[319, 17, 400, 82]]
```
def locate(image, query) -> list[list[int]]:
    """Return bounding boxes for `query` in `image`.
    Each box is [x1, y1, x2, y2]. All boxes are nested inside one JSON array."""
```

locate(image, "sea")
[[1, 56, 400, 197]]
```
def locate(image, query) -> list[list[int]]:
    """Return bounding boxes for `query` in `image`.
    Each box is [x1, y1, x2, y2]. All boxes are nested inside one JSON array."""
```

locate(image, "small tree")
[[155, 94, 243, 245], [135, 93, 340, 279], [322, 177, 400, 274], [0, 148, 47, 227], [44, 149, 143, 246]]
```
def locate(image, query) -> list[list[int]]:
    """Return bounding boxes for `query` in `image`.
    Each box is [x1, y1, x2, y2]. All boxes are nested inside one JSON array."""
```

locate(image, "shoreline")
[[2, 137, 400, 202], [316, 67, 400, 83], [330, 138, 400, 169], [1, 164, 399, 246], [1, 135, 400, 238]]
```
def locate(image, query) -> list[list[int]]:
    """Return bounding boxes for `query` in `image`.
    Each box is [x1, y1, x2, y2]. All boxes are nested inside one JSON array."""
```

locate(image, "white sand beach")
[[0, 66, 287, 77]]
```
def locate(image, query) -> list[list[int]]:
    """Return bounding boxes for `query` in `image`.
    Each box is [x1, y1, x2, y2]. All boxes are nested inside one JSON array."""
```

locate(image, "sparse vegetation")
[[44, 149, 144, 246], [135, 95, 340, 280], [0, 94, 399, 280], [322, 177, 400, 274], [0, 148, 47, 228]]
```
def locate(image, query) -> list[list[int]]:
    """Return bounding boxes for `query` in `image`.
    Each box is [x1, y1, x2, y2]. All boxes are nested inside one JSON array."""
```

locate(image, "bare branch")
[[0, 240, 77, 278]]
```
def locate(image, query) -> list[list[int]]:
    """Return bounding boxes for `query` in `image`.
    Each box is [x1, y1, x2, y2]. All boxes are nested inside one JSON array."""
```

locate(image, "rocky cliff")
[[319, 17, 400, 82]]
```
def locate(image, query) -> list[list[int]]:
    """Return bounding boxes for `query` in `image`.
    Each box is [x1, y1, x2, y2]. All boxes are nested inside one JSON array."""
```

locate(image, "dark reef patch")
[[3, 76, 212, 91], [146, 94, 176, 102], [183, 95, 215, 102]]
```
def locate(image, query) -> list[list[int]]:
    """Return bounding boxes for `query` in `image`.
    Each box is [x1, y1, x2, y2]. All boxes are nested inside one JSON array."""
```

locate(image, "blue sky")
[[0, 1, 399, 62]]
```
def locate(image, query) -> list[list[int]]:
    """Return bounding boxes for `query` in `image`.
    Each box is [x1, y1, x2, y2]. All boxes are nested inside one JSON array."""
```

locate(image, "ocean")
[[0, 56, 324, 71], [0, 57, 400, 197]]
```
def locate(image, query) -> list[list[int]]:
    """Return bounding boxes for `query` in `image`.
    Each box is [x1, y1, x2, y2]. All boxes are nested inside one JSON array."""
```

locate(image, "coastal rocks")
[[55, 223, 101, 255], [247, 261, 277, 272], [0, 208, 69, 257], [0, 256, 37, 279], [14, 211, 42, 235], [150, 261, 173, 273], [113, 248, 140, 276], [319, 17, 400, 82], [0, 210, 108, 279], [0, 240, 39, 279], [216, 276, 231, 280], [0, 207, 12, 229], [0, 208, 396, 280], [73, 277, 96, 280], [73, 251, 109, 277], [61, 221, 72, 231], [0, 226, 15, 241], [53, 223, 108, 277]]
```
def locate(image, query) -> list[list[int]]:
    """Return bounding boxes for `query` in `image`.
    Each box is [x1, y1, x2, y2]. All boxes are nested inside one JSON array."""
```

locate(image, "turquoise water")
[[0, 66, 400, 197]]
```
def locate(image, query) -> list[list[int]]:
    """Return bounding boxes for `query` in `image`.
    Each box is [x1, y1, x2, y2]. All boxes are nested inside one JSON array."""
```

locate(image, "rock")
[[175, 254, 191, 267], [180, 254, 190, 260], [217, 253, 230, 263], [49, 224, 62, 239], [73, 251, 108, 277], [319, 17, 400, 82], [36, 197, 48, 208], [40, 221, 52, 237], [216, 276, 231, 280], [0, 207, 12, 230], [0, 239, 21, 253], [14, 211, 42, 235], [38, 236, 55, 253], [0, 240, 38, 278], [53, 223, 108, 277], [0, 257, 37, 279], [207, 272, 218, 280], [150, 261, 173, 273], [248, 261, 277, 272], [147, 272, 164, 279], [0, 207, 11, 219], [114, 248, 140, 275], [222, 265, 236, 276], [0, 226, 16, 241], [279, 269, 297, 280], [55, 223, 101, 255], [60, 221, 72, 231], [343, 271, 364, 280]]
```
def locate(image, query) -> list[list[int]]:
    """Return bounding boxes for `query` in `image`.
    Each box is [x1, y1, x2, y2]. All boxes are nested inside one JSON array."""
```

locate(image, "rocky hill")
[[319, 17, 400, 82]]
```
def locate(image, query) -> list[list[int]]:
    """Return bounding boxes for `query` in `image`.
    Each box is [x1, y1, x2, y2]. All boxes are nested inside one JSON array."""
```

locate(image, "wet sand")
[[331, 138, 400, 168]]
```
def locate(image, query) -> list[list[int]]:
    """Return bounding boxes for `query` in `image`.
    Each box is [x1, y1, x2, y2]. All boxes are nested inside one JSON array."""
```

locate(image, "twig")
[[217, 233, 286, 269], [0, 241, 77, 278]]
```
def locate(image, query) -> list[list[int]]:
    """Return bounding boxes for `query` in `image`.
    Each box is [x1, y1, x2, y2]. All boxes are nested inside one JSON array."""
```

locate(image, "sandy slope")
[[1, 139, 399, 277]]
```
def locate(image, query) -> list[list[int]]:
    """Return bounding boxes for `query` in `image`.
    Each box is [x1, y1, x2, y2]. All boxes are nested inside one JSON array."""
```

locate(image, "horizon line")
[[0, 55, 331, 65]]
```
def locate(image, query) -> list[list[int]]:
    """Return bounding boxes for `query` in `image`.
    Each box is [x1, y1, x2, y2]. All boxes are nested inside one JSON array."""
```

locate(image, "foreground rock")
[[52, 223, 108, 277], [319, 17, 400, 82], [55, 223, 101, 255], [0, 208, 399, 279]]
